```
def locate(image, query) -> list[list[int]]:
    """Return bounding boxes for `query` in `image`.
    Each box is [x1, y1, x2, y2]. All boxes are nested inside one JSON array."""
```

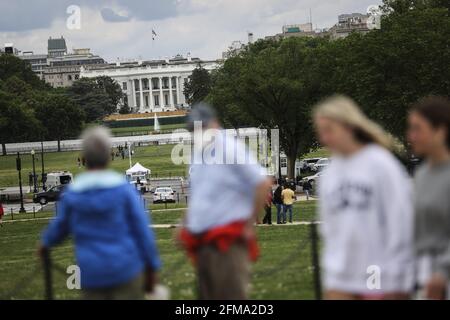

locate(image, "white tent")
[[126, 162, 151, 175]]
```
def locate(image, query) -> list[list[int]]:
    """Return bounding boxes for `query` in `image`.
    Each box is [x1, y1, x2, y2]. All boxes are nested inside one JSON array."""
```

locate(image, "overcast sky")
[[0, 0, 382, 62]]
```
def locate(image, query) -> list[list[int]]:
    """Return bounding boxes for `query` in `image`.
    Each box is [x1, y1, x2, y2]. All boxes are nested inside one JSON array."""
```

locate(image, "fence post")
[[164, 197, 168, 210], [185, 196, 188, 206], [33, 206, 36, 219], [310, 222, 322, 300], [177, 193, 180, 203], [11, 208, 13, 220], [42, 249, 53, 300]]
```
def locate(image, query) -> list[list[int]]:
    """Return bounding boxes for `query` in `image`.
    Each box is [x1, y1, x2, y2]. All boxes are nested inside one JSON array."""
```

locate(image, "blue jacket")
[[42, 170, 161, 289]]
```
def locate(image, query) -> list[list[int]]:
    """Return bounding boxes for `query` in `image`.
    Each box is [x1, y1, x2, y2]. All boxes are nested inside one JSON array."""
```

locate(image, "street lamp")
[[16, 152, 26, 213], [41, 140, 46, 191], [31, 149, 38, 193]]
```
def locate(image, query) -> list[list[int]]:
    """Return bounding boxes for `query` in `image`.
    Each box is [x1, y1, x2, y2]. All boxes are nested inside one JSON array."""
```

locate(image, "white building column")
[[159, 77, 163, 108], [180, 77, 186, 105], [131, 79, 137, 110], [176, 76, 181, 106], [149, 77, 154, 110], [169, 77, 174, 108], [139, 78, 144, 111]]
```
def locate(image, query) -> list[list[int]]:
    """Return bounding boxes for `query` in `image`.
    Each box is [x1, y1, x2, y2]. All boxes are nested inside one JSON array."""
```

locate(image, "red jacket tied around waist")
[[180, 221, 259, 263]]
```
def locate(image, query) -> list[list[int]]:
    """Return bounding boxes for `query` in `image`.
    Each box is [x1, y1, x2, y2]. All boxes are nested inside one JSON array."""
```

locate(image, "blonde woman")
[[313, 96, 414, 300]]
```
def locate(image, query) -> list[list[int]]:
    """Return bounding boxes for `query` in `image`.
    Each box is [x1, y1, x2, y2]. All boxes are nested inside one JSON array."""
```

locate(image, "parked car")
[[33, 185, 66, 205], [312, 158, 330, 172], [299, 158, 322, 171], [152, 187, 176, 203]]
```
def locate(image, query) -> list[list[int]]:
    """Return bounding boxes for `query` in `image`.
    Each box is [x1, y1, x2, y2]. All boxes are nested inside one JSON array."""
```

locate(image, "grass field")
[[0, 144, 187, 188], [0, 201, 319, 300]]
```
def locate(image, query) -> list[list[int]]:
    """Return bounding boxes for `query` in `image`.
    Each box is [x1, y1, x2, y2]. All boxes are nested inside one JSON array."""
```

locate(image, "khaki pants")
[[83, 273, 145, 300], [197, 242, 250, 300]]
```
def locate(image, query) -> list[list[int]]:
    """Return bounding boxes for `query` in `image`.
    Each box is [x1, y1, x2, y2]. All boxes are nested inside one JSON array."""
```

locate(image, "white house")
[[80, 55, 219, 113]]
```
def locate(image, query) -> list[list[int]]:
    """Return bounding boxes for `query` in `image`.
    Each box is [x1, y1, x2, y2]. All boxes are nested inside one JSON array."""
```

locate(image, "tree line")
[[0, 55, 126, 155], [185, 0, 450, 178]]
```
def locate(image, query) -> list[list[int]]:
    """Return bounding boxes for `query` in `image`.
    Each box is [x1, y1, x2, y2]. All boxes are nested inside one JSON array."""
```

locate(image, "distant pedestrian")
[[272, 183, 283, 224], [303, 179, 312, 201], [180, 104, 271, 300], [121, 150, 125, 160], [81, 157, 86, 167], [408, 96, 450, 300], [262, 185, 273, 225], [38, 126, 161, 299], [281, 184, 295, 223], [0, 201, 4, 227], [111, 150, 115, 161], [77, 157, 81, 168], [314, 95, 414, 299]]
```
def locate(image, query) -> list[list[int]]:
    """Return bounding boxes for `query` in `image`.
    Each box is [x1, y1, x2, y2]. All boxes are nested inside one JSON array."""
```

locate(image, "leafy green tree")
[[68, 76, 124, 122], [0, 54, 48, 90], [329, 5, 450, 140], [183, 64, 212, 105], [209, 37, 330, 178], [0, 91, 41, 155], [34, 94, 85, 152]]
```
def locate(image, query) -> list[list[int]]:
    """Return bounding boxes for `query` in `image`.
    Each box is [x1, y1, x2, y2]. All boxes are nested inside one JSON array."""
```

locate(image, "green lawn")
[[109, 124, 187, 136], [0, 144, 187, 188], [0, 202, 319, 300]]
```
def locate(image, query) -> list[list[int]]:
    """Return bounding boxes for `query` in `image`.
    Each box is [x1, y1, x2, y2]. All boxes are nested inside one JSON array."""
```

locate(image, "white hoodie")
[[318, 144, 414, 294]]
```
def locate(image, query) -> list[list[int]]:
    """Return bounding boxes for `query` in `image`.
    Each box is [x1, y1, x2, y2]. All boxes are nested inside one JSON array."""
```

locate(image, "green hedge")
[[103, 116, 186, 128]]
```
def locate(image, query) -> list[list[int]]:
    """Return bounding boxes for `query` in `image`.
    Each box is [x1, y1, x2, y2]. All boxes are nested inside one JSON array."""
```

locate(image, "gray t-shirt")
[[415, 160, 450, 278]]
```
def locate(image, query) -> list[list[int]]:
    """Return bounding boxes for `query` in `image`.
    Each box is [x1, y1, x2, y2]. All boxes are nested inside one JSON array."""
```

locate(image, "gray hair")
[[81, 126, 112, 169], [186, 103, 217, 132]]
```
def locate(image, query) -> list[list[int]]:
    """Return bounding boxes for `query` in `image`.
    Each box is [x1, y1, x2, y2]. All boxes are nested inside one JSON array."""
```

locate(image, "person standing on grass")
[[303, 179, 312, 201], [262, 185, 273, 225], [281, 184, 295, 224], [180, 104, 271, 300], [38, 126, 161, 300], [0, 201, 4, 227], [407, 96, 450, 300], [273, 182, 283, 224], [314, 95, 414, 300]]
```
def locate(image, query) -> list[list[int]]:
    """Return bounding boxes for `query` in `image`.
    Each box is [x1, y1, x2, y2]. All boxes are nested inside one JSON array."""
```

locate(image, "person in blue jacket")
[[38, 126, 161, 299]]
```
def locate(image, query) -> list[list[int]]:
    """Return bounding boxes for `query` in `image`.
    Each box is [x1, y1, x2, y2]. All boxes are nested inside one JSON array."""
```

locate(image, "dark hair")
[[411, 96, 450, 149]]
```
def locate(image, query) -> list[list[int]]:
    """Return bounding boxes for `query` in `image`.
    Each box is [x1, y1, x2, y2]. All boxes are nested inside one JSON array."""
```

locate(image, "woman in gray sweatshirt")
[[408, 96, 450, 300]]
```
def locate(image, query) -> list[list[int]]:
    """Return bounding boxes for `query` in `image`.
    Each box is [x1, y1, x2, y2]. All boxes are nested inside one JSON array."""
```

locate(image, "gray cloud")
[[0, 0, 383, 61], [0, 0, 179, 31], [101, 8, 131, 22]]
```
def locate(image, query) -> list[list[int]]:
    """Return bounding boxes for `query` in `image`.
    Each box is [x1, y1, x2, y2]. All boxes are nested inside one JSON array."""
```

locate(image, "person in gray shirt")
[[408, 96, 450, 299]]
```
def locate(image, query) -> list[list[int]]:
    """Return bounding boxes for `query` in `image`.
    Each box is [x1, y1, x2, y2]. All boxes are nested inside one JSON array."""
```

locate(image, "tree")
[[68, 76, 124, 122], [0, 54, 49, 90], [209, 37, 330, 178], [329, 4, 450, 140], [183, 64, 212, 105], [34, 94, 85, 152], [0, 91, 41, 155]]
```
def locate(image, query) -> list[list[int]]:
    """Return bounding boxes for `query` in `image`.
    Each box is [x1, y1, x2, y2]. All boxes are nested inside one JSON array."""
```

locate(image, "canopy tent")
[[126, 163, 151, 175]]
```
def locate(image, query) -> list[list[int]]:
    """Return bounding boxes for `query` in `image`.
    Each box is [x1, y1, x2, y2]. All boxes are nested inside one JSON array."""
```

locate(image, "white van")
[[45, 171, 73, 189]]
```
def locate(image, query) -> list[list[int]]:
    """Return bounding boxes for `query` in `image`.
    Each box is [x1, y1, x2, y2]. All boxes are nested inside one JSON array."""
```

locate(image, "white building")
[[80, 55, 219, 113]]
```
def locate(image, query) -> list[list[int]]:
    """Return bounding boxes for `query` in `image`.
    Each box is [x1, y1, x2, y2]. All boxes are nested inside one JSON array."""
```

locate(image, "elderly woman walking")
[[38, 126, 161, 299]]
